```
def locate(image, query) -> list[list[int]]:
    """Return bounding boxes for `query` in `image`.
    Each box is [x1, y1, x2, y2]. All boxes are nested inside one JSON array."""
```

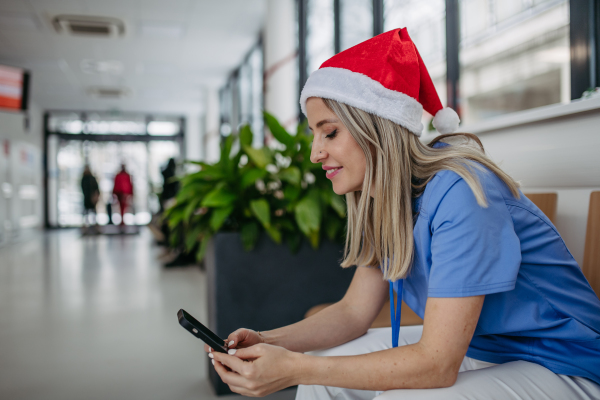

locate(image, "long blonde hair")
[[323, 99, 521, 281]]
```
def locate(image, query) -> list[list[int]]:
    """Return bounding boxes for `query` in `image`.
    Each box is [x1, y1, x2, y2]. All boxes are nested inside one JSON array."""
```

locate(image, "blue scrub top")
[[404, 164, 600, 385]]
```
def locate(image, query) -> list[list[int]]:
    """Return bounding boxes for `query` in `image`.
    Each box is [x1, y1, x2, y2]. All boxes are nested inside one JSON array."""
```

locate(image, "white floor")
[[0, 228, 296, 400]]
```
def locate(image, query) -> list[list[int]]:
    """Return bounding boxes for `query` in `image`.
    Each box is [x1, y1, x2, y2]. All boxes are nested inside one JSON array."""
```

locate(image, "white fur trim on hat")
[[432, 107, 460, 134], [300, 67, 424, 136]]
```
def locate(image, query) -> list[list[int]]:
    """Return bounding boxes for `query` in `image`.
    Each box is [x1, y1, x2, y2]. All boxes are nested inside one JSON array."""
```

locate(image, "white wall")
[[456, 98, 600, 266], [0, 103, 44, 241]]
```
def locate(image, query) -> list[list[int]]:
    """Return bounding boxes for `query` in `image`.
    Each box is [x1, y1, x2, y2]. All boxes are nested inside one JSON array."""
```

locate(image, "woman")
[[113, 163, 133, 225], [206, 29, 600, 399]]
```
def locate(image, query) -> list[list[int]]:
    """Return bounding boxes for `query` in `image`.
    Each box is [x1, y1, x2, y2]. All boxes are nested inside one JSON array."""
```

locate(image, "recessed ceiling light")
[[53, 15, 125, 37], [138, 21, 185, 39]]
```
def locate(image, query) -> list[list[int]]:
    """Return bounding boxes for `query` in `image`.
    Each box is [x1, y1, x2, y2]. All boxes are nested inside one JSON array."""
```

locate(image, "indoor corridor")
[[0, 229, 296, 400]]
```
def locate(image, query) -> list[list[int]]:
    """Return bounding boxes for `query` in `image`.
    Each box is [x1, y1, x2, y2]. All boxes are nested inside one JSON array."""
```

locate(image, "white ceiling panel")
[[27, 0, 88, 15], [138, 0, 192, 21], [0, 0, 35, 13], [0, 0, 266, 114], [81, 0, 140, 17]]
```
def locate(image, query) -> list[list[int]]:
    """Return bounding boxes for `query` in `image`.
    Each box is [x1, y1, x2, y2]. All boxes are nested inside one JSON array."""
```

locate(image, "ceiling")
[[0, 0, 266, 115]]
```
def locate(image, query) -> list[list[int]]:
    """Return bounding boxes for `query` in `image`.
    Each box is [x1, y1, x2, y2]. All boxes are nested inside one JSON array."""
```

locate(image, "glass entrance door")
[[52, 140, 179, 227]]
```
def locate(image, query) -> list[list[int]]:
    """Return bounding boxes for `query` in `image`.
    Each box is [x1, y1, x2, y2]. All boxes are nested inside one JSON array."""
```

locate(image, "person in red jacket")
[[112, 164, 133, 225]]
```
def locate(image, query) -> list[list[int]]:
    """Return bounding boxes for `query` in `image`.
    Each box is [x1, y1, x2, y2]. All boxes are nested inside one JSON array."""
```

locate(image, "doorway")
[[45, 111, 184, 228]]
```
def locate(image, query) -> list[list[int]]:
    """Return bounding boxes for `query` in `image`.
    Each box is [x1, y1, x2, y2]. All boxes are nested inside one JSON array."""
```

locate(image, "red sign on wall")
[[0, 65, 23, 111]]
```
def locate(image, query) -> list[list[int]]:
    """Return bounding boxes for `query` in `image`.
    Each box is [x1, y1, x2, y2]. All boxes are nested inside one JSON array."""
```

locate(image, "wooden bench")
[[523, 192, 558, 223], [583, 191, 600, 297], [305, 298, 423, 329]]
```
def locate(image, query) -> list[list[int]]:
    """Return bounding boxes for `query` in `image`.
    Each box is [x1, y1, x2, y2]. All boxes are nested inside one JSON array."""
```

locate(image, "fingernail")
[[229, 340, 234, 346], [228, 349, 237, 355], [208, 353, 214, 359], [212, 359, 215, 366], [209, 348, 212, 353]]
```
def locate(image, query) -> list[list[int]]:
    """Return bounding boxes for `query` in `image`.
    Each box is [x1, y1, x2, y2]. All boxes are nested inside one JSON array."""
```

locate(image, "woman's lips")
[[326, 166, 343, 179]]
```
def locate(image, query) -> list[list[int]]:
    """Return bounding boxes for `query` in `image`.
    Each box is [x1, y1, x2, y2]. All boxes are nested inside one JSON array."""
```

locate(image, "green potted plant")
[[164, 111, 347, 260], [165, 113, 355, 396]]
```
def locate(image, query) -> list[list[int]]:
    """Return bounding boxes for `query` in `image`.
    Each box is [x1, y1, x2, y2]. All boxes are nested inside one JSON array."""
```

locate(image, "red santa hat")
[[300, 28, 459, 137]]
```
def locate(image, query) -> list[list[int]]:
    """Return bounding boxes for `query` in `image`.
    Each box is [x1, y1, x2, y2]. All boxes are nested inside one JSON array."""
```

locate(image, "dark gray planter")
[[205, 232, 355, 395]]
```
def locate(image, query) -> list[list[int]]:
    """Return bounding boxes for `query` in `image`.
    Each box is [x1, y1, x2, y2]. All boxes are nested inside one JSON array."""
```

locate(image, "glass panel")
[[220, 84, 233, 137], [48, 112, 84, 134], [239, 62, 252, 127], [148, 116, 181, 136], [55, 140, 176, 227], [249, 45, 264, 147], [84, 113, 146, 135], [306, 0, 335, 75], [340, 0, 373, 51], [459, 0, 570, 124], [148, 141, 181, 214], [384, 0, 447, 130]]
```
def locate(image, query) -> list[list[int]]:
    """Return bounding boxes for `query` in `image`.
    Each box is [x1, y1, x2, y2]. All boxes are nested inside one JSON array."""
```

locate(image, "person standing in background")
[[81, 165, 99, 230], [112, 164, 133, 226], [160, 158, 179, 212]]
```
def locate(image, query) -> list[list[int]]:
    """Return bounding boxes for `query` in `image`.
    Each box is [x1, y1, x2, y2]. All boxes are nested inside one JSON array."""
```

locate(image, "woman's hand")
[[227, 328, 265, 349], [202, 328, 264, 354], [209, 343, 302, 397]]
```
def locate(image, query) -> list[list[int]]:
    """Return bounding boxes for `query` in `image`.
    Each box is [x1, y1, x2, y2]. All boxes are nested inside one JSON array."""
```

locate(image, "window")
[[147, 117, 181, 136], [384, 0, 447, 128], [84, 113, 146, 135], [295, 0, 598, 126], [339, 0, 373, 51], [48, 112, 84, 134], [47, 112, 183, 136], [249, 45, 264, 147], [219, 41, 264, 144], [306, 0, 335, 75], [459, 0, 570, 124], [219, 82, 234, 137]]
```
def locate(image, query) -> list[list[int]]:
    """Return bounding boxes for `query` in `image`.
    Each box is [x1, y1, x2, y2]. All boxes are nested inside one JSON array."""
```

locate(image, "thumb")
[[228, 344, 263, 360], [227, 328, 251, 348]]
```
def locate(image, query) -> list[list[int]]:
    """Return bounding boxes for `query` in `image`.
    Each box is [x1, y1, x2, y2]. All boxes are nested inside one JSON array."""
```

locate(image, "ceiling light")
[[53, 15, 125, 37]]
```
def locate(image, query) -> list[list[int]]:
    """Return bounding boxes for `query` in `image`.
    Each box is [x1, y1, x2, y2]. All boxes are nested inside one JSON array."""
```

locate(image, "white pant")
[[295, 326, 600, 400]]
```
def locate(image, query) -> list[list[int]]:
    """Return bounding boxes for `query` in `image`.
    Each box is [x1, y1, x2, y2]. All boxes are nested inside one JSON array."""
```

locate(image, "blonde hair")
[[323, 99, 521, 281]]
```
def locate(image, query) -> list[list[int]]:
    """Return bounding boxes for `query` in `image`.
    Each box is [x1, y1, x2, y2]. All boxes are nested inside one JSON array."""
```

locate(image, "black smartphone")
[[177, 309, 228, 353]]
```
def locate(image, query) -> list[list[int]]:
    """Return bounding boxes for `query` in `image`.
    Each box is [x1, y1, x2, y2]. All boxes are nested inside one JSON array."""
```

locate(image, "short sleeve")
[[427, 173, 522, 297]]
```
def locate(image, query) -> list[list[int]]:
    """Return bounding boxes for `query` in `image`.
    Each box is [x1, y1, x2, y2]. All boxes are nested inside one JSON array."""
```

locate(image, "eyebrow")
[[309, 118, 339, 131]]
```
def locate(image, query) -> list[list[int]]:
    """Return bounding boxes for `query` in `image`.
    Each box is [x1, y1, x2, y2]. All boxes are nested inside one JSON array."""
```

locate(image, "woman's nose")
[[310, 145, 326, 164]]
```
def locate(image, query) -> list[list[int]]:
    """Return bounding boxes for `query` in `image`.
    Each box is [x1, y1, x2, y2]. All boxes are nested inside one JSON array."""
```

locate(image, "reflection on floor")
[[0, 228, 296, 400], [81, 224, 141, 236]]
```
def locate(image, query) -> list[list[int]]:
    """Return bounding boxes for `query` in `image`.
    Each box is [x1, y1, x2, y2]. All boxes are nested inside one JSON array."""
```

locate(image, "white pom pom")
[[432, 107, 460, 134]]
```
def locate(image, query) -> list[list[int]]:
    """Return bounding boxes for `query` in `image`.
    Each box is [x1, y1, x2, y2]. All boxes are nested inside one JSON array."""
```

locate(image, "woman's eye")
[[325, 129, 337, 139]]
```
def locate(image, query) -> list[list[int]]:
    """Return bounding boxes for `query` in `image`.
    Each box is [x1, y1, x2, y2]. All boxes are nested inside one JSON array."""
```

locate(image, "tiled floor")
[[0, 228, 296, 400]]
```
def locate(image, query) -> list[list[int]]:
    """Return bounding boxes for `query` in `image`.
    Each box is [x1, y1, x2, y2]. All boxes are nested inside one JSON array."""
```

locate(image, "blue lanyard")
[[389, 280, 403, 348]]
